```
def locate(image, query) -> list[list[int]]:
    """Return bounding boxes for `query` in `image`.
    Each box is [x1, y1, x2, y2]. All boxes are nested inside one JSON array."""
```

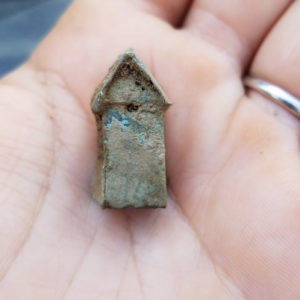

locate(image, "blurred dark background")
[[0, 0, 71, 76]]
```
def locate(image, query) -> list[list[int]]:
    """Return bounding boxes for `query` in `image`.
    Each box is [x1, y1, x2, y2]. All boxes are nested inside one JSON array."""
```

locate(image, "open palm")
[[0, 0, 300, 299]]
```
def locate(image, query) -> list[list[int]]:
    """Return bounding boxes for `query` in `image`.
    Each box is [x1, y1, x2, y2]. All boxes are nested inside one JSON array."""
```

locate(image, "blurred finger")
[[134, 0, 192, 26], [249, 0, 300, 114], [27, 0, 190, 107], [183, 0, 292, 69]]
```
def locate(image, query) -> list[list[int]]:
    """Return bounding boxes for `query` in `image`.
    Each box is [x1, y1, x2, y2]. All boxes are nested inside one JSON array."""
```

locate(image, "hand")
[[0, 0, 299, 299]]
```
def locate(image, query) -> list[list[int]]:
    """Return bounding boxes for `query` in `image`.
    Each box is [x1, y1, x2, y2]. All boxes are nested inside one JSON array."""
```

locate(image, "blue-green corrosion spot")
[[103, 108, 160, 147], [121, 119, 129, 126], [104, 109, 130, 129], [104, 108, 148, 134]]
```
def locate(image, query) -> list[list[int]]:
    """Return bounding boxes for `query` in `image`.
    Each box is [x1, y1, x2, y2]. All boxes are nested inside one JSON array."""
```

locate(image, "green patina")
[[103, 107, 162, 146], [91, 49, 171, 208]]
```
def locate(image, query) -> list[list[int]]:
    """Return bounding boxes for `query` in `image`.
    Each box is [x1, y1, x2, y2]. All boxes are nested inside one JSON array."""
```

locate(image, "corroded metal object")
[[91, 49, 171, 208]]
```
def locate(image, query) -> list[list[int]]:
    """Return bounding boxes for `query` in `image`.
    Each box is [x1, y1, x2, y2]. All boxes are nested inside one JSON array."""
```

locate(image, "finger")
[[136, 0, 193, 26], [183, 0, 292, 69], [26, 0, 184, 106], [249, 0, 300, 118]]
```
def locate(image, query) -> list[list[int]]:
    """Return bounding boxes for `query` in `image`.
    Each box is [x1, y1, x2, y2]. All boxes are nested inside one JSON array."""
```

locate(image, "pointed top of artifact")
[[91, 49, 171, 113]]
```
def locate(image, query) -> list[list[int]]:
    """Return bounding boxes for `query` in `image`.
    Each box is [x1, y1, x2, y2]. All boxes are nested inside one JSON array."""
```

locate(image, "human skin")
[[0, 0, 299, 299]]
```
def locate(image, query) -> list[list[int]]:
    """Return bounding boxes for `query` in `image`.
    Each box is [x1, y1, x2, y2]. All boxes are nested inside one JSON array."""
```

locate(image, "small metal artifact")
[[91, 49, 171, 208]]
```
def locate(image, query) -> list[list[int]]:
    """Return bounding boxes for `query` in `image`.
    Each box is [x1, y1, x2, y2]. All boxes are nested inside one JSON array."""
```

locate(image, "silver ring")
[[244, 76, 300, 119]]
